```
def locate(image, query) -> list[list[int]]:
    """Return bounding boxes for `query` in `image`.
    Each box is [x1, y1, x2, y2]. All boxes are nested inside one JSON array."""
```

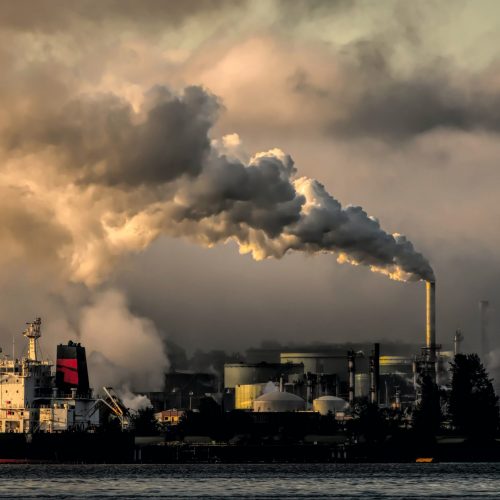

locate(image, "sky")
[[1, 0, 500, 389]]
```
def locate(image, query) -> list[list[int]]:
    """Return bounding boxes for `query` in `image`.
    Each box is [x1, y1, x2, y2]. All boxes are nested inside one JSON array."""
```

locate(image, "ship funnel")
[[56, 340, 90, 396]]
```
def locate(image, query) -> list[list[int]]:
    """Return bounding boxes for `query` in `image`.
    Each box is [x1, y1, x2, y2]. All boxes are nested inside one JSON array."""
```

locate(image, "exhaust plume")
[[1, 85, 433, 283]]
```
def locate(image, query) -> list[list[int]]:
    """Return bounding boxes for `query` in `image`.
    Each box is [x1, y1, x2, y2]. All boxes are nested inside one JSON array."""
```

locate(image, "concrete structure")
[[224, 362, 303, 389], [313, 396, 348, 415], [253, 391, 306, 413]]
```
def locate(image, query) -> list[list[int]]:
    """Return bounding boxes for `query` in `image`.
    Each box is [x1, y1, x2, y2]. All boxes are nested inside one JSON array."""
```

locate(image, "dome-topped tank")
[[253, 391, 305, 412], [313, 395, 348, 415]]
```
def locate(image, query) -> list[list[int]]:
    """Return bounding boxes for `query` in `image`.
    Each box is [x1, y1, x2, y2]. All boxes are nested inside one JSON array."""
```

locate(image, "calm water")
[[0, 463, 498, 499]]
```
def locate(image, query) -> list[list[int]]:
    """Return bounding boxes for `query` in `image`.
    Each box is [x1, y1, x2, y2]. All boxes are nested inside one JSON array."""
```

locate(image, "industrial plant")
[[1, 279, 497, 464], [152, 280, 458, 417], [136, 278, 499, 463]]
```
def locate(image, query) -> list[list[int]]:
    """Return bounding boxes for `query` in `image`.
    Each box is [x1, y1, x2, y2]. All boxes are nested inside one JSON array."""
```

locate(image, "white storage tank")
[[253, 391, 306, 413], [313, 395, 348, 416]]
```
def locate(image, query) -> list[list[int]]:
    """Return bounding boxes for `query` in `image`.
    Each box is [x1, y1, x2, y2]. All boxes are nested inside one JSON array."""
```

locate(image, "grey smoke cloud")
[[0, 82, 433, 282], [5, 86, 218, 187]]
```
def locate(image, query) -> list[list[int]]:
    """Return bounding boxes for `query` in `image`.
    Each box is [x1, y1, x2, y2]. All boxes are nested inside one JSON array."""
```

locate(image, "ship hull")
[[0, 432, 135, 463]]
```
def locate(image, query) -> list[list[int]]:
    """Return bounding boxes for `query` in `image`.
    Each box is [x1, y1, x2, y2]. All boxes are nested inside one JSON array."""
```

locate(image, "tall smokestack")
[[369, 343, 380, 405], [426, 281, 436, 360]]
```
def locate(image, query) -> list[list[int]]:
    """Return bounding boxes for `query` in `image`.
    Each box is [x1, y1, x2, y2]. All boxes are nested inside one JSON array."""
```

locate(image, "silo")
[[235, 383, 266, 410], [313, 395, 348, 415], [379, 356, 413, 376], [253, 391, 306, 412], [355, 373, 370, 398], [224, 362, 303, 389], [279, 353, 347, 378]]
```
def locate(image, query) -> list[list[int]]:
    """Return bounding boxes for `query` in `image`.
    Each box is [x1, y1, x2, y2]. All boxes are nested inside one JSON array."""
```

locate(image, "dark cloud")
[[291, 43, 500, 140], [333, 75, 500, 140], [4, 86, 219, 186], [0, 0, 244, 33]]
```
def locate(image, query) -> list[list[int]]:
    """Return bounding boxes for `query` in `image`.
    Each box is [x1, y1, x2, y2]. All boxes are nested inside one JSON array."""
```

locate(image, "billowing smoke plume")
[[80, 289, 168, 391], [1, 85, 433, 284]]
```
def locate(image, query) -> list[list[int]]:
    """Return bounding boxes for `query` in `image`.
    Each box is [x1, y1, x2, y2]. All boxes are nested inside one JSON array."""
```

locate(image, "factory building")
[[164, 370, 218, 410]]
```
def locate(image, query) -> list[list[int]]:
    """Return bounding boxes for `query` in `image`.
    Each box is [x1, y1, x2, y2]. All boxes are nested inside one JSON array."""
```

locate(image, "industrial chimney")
[[426, 281, 436, 361], [347, 350, 356, 405], [369, 343, 380, 405]]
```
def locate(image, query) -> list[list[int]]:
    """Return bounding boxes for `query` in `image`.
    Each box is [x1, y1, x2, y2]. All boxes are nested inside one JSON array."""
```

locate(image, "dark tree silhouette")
[[131, 407, 160, 436], [413, 375, 442, 438], [449, 354, 499, 440], [352, 402, 388, 444]]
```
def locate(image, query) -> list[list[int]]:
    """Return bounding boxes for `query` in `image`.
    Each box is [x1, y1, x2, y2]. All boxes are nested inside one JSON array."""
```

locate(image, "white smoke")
[[117, 386, 153, 411], [79, 289, 168, 391]]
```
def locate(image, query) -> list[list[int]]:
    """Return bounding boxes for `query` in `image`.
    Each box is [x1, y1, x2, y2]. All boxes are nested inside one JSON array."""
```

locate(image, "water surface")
[[0, 463, 498, 499]]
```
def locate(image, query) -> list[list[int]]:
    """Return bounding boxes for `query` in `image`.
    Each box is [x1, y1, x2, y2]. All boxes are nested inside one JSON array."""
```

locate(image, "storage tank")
[[379, 356, 413, 376], [355, 373, 370, 398], [224, 362, 303, 389], [235, 383, 266, 410], [253, 391, 306, 412], [279, 353, 347, 378], [313, 395, 348, 415]]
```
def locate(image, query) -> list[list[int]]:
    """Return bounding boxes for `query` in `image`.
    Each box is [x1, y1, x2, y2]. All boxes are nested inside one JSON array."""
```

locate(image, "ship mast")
[[23, 318, 42, 362]]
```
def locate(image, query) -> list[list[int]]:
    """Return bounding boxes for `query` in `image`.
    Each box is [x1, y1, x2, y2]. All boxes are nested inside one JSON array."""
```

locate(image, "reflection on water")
[[0, 463, 498, 499]]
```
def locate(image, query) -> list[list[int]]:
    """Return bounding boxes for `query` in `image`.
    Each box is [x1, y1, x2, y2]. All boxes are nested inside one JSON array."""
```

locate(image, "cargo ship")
[[0, 318, 134, 462]]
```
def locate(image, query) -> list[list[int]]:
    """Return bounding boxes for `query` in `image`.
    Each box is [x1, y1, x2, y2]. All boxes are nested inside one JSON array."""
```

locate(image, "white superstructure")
[[0, 318, 99, 433]]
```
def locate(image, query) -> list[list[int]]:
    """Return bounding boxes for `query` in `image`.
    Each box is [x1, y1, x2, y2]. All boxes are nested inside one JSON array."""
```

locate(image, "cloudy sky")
[[1, 0, 499, 387]]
